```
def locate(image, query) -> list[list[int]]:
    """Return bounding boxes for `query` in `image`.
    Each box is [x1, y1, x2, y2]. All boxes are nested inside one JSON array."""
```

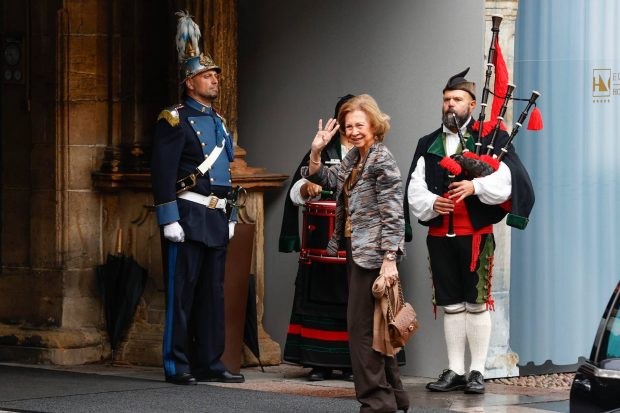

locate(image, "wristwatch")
[[385, 251, 397, 261]]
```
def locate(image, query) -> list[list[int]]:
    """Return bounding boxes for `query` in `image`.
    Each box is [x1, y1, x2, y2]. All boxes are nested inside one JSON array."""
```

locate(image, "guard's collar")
[[185, 96, 213, 113]]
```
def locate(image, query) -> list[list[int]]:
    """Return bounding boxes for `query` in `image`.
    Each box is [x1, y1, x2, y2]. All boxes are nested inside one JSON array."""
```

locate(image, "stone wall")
[[0, 0, 261, 367]]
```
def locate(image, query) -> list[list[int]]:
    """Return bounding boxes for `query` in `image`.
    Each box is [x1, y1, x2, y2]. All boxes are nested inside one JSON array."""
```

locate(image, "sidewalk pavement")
[[0, 362, 569, 413]]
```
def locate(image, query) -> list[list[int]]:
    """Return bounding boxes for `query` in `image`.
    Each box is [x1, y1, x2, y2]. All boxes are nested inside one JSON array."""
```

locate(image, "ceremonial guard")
[[151, 11, 243, 385]]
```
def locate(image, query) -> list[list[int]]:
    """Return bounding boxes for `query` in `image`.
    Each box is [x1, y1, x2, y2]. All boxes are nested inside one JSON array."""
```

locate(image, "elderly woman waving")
[[303, 94, 408, 413]]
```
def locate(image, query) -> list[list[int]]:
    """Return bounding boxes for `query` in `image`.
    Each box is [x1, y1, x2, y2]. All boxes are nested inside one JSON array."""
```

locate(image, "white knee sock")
[[466, 310, 491, 374], [443, 311, 467, 375]]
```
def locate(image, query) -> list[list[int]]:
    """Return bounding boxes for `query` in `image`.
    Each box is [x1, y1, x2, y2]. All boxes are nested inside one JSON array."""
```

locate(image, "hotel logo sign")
[[592, 68, 620, 103], [593, 69, 610, 97]]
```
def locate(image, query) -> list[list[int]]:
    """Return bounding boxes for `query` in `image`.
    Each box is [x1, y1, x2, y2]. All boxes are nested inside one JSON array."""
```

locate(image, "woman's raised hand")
[[311, 118, 340, 154]]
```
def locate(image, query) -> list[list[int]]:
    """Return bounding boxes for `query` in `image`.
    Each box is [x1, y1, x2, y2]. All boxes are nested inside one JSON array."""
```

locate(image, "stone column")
[[484, 0, 519, 378], [0, 1, 111, 365]]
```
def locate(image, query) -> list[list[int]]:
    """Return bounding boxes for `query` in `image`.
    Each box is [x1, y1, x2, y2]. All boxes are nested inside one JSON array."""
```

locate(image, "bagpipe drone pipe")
[[441, 14, 543, 180]]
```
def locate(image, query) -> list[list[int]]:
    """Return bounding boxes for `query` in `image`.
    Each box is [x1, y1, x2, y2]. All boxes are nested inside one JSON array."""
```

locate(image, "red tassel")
[[527, 106, 543, 130], [472, 120, 480, 131], [439, 156, 462, 176], [470, 234, 481, 272], [479, 155, 500, 171], [463, 151, 479, 160]]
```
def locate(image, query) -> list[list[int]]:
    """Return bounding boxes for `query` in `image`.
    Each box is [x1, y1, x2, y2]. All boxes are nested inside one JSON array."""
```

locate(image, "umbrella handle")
[[115, 228, 123, 255]]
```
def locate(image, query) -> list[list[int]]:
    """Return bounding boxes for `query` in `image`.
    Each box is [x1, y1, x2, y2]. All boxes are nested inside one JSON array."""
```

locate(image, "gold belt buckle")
[[208, 196, 219, 209]]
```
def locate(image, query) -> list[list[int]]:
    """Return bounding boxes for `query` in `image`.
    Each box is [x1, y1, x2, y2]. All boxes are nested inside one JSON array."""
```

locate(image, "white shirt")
[[289, 143, 351, 206], [407, 119, 512, 222]]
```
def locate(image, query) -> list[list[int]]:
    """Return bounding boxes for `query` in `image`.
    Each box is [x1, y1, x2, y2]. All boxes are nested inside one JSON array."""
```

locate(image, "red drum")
[[300, 200, 346, 264]]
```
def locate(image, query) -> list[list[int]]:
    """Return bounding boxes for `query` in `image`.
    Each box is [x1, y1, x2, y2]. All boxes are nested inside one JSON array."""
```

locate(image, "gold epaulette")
[[157, 104, 184, 127]]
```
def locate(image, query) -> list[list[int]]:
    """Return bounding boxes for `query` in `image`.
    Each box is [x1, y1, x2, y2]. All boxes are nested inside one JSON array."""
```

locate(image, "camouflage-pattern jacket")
[[302, 141, 405, 269]]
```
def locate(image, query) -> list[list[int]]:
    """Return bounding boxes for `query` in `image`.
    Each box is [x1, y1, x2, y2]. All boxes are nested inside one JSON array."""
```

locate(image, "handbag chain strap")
[[386, 279, 404, 323]]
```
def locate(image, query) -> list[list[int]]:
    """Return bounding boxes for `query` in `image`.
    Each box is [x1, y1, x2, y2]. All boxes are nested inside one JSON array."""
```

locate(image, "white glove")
[[163, 222, 185, 243], [228, 221, 236, 240]]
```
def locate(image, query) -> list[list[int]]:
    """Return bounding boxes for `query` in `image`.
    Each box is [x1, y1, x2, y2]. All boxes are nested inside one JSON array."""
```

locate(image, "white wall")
[[238, 0, 485, 377]]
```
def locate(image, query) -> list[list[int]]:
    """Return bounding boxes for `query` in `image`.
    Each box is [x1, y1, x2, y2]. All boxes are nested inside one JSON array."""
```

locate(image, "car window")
[[592, 281, 620, 366], [604, 311, 620, 359]]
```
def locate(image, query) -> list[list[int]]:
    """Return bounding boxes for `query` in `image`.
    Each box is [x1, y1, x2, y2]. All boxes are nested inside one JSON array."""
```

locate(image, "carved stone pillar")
[[484, 0, 519, 378]]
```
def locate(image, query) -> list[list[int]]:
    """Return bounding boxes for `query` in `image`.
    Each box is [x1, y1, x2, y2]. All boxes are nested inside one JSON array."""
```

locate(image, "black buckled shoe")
[[308, 367, 332, 381], [464, 370, 485, 394], [165, 373, 197, 385], [197, 370, 245, 383], [426, 369, 467, 392]]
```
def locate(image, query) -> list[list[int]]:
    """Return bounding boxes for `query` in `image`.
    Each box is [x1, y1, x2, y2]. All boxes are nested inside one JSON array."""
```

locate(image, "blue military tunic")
[[151, 96, 236, 247]]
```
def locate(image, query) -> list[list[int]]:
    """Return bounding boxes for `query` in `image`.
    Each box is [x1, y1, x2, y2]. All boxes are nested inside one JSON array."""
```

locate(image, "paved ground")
[[0, 363, 570, 413]]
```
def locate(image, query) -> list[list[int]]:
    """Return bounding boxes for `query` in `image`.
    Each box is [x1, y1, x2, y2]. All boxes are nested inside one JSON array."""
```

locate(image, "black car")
[[570, 281, 620, 413]]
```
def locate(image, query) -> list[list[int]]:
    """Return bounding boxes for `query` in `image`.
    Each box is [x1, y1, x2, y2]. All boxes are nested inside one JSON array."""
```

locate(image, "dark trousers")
[[346, 240, 409, 413], [162, 239, 227, 377], [426, 234, 494, 306]]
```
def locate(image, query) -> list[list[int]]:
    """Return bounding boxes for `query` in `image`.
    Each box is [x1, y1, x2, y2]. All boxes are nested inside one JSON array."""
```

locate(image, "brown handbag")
[[386, 279, 419, 348]]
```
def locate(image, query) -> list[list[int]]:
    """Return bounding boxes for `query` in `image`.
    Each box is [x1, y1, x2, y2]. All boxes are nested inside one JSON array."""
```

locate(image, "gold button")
[[201, 143, 206, 147], [190, 120, 195, 124], [196, 131, 201, 135], [210, 178, 214, 182]]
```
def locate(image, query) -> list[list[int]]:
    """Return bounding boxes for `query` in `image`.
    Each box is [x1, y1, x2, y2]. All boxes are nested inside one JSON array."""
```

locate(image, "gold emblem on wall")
[[592, 68, 610, 97]]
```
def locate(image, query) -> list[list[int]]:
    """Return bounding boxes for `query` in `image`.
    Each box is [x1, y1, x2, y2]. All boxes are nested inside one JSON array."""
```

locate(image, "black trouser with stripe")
[[162, 239, 227, 378]]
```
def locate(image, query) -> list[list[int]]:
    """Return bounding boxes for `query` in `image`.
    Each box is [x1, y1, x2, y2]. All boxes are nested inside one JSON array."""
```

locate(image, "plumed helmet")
[[175, 10, 220, 83]]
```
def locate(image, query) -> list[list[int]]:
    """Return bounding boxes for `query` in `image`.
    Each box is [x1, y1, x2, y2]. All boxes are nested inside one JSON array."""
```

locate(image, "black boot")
[[196, 370, 245, 383], [426, 369, 466, 392], [308, 367, 332, 381], [341, 369, 354, 382], [464, 370, 485, 394], [165, 373, 197, 385]]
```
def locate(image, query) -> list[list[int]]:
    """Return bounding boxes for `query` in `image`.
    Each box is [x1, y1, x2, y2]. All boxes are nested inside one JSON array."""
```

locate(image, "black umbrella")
[[96, 229, 148, 364], [243, 274, 264, 372]]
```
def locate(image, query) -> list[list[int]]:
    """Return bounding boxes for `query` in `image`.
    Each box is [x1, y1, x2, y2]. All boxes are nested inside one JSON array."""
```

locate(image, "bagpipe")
[[440, 15, 543, 237], [442, 15, 543, 180]]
